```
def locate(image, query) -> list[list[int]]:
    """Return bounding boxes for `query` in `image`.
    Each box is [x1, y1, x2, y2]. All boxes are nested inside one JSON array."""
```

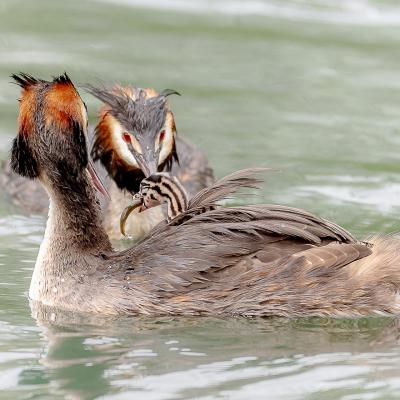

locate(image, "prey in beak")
[[119, 184, 163, 238], [119, 173, 189, 237], [119, 194, 145, 237]]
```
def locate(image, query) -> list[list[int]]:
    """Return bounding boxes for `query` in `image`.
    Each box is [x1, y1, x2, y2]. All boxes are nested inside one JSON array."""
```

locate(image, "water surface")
[[1, 0, 400, 398]]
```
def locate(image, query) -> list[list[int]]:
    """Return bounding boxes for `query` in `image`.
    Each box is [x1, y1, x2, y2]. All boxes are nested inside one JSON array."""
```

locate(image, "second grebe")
[[86, 83, 214, 239]]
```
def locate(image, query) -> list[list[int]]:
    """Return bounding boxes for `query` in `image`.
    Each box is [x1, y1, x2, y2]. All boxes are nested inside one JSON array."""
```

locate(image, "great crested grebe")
[[11, 73, 400, 317], [85, 83, 214, 240], [1, 78, 214, 240]]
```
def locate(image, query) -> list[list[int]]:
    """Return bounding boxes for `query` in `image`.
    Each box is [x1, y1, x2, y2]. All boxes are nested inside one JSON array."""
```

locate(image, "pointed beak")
[[136, 152, 158, 178], [87, 160, 110, 200]]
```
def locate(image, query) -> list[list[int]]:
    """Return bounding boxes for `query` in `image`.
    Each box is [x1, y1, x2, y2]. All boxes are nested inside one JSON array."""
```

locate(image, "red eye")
[[159, 130, 165, 142], [123, 133, 131, 143]]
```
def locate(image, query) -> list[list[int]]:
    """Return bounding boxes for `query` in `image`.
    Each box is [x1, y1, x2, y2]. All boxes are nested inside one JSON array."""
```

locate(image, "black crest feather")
[[11, 73, 42, 89], [53, 72, 73, 85], [84, 84, 170, 133], [160, 89, 181, 97]]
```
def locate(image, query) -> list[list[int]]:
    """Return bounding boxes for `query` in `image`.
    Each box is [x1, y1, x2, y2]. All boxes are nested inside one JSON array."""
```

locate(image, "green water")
[[2, 0, 400, 398]]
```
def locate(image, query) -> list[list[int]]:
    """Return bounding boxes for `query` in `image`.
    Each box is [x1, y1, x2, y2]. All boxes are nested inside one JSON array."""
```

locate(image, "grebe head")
[[10, 73, 108, 198], [86, 84, 179, 192]]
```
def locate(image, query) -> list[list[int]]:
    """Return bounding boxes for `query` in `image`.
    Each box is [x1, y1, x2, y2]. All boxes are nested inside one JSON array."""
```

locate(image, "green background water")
[[1, 0, 400, 398]]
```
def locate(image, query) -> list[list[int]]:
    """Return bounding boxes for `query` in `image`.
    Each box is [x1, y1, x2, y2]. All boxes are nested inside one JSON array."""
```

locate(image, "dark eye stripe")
[[149, 184, 163, 197]]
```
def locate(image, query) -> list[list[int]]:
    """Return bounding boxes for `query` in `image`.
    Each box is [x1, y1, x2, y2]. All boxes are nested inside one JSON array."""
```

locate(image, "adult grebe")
[[11, 73, 400, 317]]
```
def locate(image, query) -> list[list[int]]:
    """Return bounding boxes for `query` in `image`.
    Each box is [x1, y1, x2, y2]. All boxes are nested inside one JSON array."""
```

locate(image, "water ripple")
[[94, 0, 400, 26]]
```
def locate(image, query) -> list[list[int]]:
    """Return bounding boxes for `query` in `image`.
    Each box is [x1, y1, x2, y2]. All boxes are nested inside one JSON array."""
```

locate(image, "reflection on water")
[[25, 311, 400, 399], [2, 0, 400, 398]]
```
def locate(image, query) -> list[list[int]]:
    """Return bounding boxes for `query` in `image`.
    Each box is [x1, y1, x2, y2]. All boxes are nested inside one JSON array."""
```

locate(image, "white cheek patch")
[[110, 117, 139, 168], [159, 126, 174, 165]]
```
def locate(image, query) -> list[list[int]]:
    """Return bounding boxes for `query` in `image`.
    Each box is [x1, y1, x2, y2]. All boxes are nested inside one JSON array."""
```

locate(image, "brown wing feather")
[[161, 168, 356, 243], [119, 206, 367, 279], [284, 243, 371, 275], [188, 167, 266, 208]]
